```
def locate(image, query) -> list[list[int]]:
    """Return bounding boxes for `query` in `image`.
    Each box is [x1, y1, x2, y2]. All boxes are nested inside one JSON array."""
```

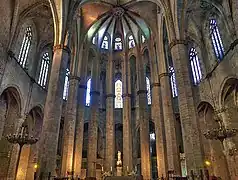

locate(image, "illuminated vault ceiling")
[[85, 1, 151, 48]]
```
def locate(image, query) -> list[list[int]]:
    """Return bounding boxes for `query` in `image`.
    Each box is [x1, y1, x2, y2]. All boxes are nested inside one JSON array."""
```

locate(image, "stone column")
[[86, 51, 100, 180], [136, 48, 151, 180], [151, 83, 167, 177], [61, 74, 80, 176], [157, 39, 181, 174], [122, 53, 133, 174], [37, 45, 70, 178], [73, 47, 88, 177], [170, 41, 204, 176], [73, 83, 87, 177], [148, 41, 167, 177], [105, 53, 115, 172]]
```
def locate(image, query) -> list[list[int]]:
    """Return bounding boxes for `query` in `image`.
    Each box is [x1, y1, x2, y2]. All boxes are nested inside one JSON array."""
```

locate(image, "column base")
[[85, 177, 97, 180]]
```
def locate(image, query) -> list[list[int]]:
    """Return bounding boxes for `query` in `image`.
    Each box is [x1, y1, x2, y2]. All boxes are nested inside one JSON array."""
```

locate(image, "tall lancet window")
[[92, 36, 96, 45], [210, 19, 224, 61], [115, 80, 123, 108], [189, 47, 202, 85], [142, 34, 146, 43], [169, 66, 178, 97], [86, 78, 91, 106], [129, 35, 135, 49], [38, 52, 50, 88], [101, 36, 109, 50], [18, 26, 32, 68], [146, 77, 151, 105], [63, 68, 70, 100], [114, 37, 123, 51]]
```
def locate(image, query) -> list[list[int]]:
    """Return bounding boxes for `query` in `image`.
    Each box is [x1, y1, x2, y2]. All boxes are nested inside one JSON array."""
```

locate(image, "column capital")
[[90, 91, 100, 96], [151, 83, 160, 88], [105, 94, 116, 98], [69, 75, 81, 81], [53, 44, 71, 54], [79, 84, 87, 89], [169, 39, 188, 50], [137, 90, 147, 95], [122, 93, 132, 98]]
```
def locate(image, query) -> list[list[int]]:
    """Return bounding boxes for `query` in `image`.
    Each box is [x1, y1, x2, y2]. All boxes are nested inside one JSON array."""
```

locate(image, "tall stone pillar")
[[136, 49, 151, 180], [157, 39, 181, 174], [148, 41, 167, 177], [151, 83, 167, 177], [61, 74, 80, 176], [170, 41, 204, 176], [86, 51, 100, 179], [37, 45, 70, 178], [73, 84, 87, 177], [73, 46, 88, 177], [105, 53, 115, 172], [122, 53, 133, 174]]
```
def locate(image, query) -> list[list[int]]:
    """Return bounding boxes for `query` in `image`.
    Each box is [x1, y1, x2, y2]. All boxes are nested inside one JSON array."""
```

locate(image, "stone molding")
[[122, 93, 132, 98], [151, 83, 160, 88], [90, 91, 100, 96], [169, 39, 188, 50], [69, 75, 81, 81], [105, 94, 116, 98], [53, 44, 71, 54], [137, 90, 147, 95], [159, 72, 170, 79]]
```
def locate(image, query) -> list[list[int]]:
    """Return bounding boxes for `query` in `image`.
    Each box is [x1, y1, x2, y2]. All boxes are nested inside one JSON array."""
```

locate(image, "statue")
[[116, 151, 122, 166], [116, 151, 122, 176]]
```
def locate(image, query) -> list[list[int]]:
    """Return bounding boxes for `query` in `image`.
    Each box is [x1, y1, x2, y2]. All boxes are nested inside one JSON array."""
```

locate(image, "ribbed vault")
[[86, 5, 151, 49]]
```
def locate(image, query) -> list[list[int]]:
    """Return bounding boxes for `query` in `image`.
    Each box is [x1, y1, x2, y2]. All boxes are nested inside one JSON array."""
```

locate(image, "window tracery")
[[146, 77, 151, 105], [101, 36, 109, 50], [38, 52, 50, 88], [63, 68, 70, 100], [86, 78, 91, 106], [18, 26, 32, 68], [129, 35, 135, 49], [169, 66, 178, 97], [115, 37, 123, 50], [115, 80, 123, 108], [210, 19, 224, 61], [189, 47, 202, 85]]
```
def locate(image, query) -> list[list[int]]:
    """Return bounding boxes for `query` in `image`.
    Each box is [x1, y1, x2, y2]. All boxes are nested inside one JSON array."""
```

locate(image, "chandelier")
[[5, 123, 38, 180]]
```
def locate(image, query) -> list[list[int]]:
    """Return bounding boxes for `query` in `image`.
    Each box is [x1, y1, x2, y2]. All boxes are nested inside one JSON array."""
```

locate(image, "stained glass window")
[[86, 78, 91, 106], [18, 26, 32, 68], [115, 80, 123, 108], [210, 19, 224, 61], [115, 37, 123, 50], [63, 68, 70, 100], [189, 48, 202, 85], [92, 36, 96, 45], [101, 36, 109, 49], [38, 52, 50, 88], [169, 66, 178, 97], [129, 35, 135, 49], [146, 77, 151, 105], [142, 34, 146, 43]]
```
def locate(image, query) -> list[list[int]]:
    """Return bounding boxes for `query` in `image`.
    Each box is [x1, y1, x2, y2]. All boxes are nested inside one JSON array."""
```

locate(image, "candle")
[[110, 166, 112, 172], [127, 166, 129, 172], [102, 166, 104, 172]]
